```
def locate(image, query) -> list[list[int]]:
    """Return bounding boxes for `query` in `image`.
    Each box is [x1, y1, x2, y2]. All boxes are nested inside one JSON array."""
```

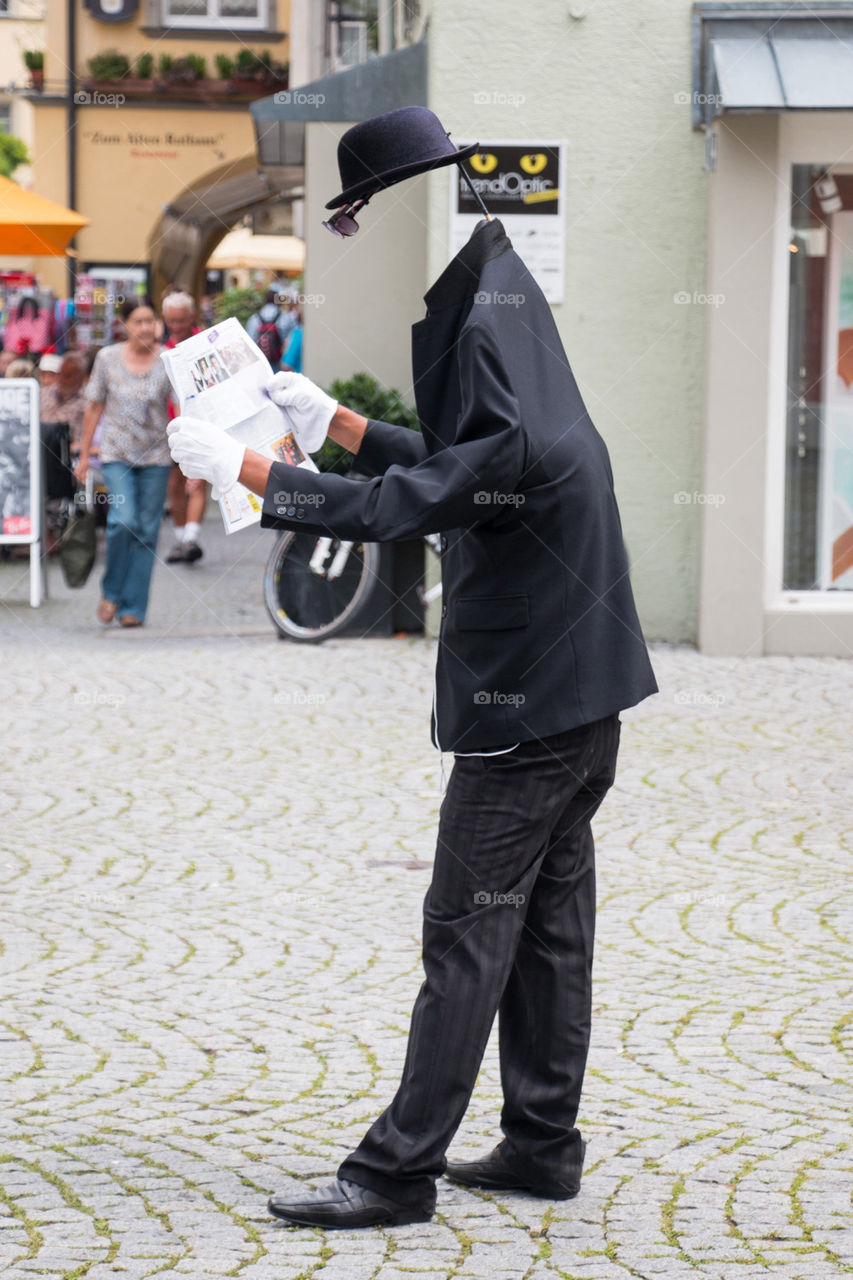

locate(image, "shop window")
[[327, 0, 378, 69], [163, 0, 267, 29], [784, 165, 853, 591]]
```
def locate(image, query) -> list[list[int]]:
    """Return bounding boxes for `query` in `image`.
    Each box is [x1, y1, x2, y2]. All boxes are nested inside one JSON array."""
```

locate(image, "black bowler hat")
[[325, 106, 478, 210]]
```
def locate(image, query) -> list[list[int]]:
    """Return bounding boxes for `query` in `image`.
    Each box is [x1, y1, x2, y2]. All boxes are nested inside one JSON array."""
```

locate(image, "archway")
[[148, 154, 303, 304]]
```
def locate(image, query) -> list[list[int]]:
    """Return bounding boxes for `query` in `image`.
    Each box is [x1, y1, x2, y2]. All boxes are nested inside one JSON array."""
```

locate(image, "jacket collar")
[[423, 218, 511, 314]]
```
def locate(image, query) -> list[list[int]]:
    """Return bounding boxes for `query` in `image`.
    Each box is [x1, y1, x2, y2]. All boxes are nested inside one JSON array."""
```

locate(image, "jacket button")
[[440, 535, 447, 551], [441, 604, 447, 618]]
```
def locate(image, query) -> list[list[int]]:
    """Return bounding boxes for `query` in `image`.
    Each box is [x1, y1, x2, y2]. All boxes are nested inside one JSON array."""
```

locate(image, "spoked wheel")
[[263, 531, 381, 641]]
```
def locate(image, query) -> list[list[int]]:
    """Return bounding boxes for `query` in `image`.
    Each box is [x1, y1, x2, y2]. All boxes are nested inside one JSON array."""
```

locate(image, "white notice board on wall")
[[450, 141, 566, 303]]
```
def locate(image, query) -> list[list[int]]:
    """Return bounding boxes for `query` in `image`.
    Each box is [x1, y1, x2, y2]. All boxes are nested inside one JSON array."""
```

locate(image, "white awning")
[[694, 4, 853, 129], [206, 226, 305, 273]]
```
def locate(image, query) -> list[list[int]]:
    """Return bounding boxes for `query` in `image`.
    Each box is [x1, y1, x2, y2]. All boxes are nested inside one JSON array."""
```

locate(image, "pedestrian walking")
[[74, 297, 172, 628], [281, 307, 303, 373], [161, 290, 207, 564], [246, 288, 295, 367], [168, 107, 657, 1228]]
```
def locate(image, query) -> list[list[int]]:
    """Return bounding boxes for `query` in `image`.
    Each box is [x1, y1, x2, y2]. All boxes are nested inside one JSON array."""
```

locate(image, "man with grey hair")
[[161, 290, 206, 563]]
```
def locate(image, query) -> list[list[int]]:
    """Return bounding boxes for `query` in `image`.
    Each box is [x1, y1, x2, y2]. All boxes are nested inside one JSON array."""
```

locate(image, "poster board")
[[0, 378, 43, 607], [450, 141, 566, 303]]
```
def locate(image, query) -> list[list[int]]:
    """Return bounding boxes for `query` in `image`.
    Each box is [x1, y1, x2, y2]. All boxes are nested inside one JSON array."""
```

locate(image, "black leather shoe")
[[267, 1178, 434, 1229], [444, 1140, 586, 1200]]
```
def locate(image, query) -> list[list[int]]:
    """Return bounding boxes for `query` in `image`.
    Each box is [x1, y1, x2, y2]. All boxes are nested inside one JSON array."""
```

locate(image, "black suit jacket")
[[262, 219, 657, 751]]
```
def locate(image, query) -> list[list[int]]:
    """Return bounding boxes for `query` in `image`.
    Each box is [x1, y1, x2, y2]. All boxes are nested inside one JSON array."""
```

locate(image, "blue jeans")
[[101, 463, 171, 622]]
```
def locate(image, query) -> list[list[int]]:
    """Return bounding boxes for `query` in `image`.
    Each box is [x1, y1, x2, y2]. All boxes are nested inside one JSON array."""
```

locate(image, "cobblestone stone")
[[1, 517, 852, 1277]]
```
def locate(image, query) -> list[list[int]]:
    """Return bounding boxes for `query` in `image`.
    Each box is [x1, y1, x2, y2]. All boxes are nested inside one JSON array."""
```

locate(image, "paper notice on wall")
[[161, 316, 317, 533], [450, 141, 565, 303]]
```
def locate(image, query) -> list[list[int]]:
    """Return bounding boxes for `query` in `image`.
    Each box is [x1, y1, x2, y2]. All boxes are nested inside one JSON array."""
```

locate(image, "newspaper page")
[[160, 316, 318, 533]]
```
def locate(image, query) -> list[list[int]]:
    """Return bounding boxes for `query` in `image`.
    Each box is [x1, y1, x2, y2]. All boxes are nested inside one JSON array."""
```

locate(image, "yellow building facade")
[[26, 0, 289, 302]]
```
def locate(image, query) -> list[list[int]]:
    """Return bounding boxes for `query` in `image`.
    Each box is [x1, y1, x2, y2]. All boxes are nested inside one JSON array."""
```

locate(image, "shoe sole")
[[182, 546, 203, 563]]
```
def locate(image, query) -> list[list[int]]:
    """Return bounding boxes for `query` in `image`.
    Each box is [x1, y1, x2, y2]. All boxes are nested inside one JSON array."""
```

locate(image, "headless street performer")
[[168, 107, 658, 1230]]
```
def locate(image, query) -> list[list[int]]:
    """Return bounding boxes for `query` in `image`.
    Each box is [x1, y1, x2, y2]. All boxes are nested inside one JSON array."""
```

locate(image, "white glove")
[[267, 371, 337, 453], [168, 415, 245, 499]]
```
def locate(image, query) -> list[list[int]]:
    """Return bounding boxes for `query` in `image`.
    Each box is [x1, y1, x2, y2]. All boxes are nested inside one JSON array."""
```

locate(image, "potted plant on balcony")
[[23, 50, 44, 92], [86, 48, 131, 83]]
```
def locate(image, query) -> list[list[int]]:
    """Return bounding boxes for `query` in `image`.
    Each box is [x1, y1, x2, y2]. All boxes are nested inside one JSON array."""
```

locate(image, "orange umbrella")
[[0, 174, 88, 256]]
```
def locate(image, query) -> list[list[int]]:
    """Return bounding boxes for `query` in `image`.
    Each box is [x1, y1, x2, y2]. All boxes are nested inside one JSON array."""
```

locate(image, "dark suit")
[[261, 219, 656, 1208]]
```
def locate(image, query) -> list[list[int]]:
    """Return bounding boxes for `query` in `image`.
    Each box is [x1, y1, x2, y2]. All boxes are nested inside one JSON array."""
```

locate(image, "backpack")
[[256, 314, 283, 365]]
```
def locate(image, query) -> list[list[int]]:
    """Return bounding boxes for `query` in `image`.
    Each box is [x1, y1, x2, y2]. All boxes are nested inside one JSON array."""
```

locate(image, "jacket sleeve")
[[260, 323, 525, 542], [355, 418, 428, 475]]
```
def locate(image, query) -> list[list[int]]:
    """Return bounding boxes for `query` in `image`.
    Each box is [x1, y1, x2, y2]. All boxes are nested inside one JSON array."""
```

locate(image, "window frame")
[[767, 113, 853, 611], [162, 0, 268, 31]]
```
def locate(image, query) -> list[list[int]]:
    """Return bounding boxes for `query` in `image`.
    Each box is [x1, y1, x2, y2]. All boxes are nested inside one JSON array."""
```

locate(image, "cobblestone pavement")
[[1, 517, 852, 1280]]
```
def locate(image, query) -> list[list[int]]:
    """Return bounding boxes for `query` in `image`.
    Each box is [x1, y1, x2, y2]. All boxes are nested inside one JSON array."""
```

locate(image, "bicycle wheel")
[[263, 530, 382, 641]]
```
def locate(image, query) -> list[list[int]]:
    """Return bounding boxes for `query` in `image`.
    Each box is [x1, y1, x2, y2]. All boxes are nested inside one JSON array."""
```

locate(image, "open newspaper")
[[160, 316, 317, 533]]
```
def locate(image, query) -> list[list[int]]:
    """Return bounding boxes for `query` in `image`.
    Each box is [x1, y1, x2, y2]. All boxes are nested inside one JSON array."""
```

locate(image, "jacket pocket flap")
[[455, 594, 530, 631]]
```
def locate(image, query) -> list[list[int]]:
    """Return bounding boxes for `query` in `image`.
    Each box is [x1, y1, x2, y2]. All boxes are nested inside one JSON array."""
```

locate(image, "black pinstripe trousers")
[[337, 713, 621, 1209]]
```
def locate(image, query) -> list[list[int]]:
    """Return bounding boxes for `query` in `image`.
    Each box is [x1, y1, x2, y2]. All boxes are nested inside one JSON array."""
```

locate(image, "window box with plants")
[[82, 47, 287, 102]]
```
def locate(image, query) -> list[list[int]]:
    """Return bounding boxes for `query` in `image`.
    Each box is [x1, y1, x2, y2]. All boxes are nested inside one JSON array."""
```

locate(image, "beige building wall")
[[21, 0, 289, 296], [425, 0, 708, 643], [0, 4, 46, 190], [302, 120, 428, 397], [28, 104, 256, 296], [44, 3, 288, 83], [0, 4, 45, 89]]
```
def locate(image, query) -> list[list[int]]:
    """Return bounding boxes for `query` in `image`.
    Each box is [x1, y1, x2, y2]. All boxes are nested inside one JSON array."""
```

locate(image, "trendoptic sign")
[[451, 142, 566, 304]]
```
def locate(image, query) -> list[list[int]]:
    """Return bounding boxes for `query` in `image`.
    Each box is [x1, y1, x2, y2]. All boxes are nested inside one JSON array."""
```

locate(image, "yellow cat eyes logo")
[[519, 153, 548, 175], [470, 153, 499, 174]]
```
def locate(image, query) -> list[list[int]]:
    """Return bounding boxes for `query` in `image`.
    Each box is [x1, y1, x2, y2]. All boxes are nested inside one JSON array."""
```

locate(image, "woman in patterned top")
[[74, 297, 172, 627]]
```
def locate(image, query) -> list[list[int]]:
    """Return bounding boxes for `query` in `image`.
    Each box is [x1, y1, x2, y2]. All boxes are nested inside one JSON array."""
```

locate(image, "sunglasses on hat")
[[322, 195, 371, 238]]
